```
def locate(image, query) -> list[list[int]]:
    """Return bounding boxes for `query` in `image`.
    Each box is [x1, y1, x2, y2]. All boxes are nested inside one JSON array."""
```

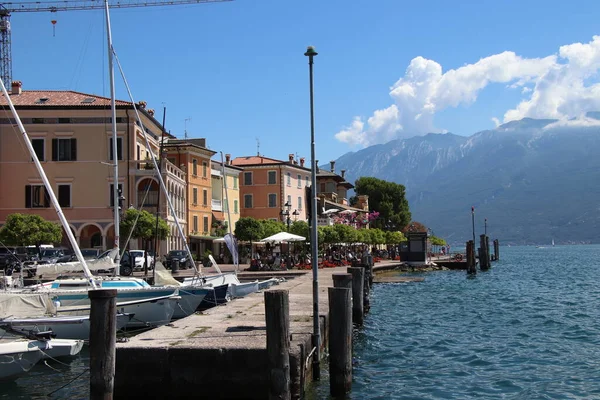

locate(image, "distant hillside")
[[332, 118, 600, 245]]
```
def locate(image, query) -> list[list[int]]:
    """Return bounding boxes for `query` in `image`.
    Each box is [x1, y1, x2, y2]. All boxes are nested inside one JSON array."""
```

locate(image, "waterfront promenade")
[[115, 260, 401, 398]]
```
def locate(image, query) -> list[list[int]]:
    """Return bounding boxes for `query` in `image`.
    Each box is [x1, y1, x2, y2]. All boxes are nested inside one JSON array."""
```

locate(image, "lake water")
[[308, 244, 600, 399], [3, 245, 600, 399]]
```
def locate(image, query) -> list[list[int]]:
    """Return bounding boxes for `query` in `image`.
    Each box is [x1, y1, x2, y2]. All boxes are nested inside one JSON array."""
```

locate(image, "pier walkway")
[[115, 261, 402, 398]]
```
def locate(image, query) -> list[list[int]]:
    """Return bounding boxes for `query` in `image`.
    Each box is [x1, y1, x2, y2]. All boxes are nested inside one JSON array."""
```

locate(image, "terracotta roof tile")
[[231, 155, 285, 166], [0, 90, 132, 107]]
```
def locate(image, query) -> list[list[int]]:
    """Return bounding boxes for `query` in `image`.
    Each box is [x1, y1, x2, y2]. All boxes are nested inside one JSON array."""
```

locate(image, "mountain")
[[332, 117, 600, 245]]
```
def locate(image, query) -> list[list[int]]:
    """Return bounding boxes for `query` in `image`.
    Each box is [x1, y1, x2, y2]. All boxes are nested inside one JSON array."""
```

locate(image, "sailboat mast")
[[105, 0, 121, 274], [0, 80, 98, 289], [220, 151, 236, 272]]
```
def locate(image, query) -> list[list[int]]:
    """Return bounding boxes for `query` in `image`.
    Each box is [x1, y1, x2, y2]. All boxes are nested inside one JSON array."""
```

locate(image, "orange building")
[[162, 138, 215, 256], [231, 154, 310, 223]]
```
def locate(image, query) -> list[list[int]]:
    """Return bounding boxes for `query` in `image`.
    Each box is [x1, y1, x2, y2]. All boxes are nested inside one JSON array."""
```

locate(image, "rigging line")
[[69, 11, 98, 90], [112, 49, 201, 278], [120, 179, 154, 256]]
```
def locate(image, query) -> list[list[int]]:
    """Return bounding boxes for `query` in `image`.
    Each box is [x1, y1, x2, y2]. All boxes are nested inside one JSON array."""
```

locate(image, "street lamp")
[[281, 200, 292, 231], [304, 44, 320, 380]]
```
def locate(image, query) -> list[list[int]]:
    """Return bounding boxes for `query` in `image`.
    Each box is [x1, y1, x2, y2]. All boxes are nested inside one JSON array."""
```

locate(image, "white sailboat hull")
[[0, 340, 42, 381], [172, 287, 210, 319]]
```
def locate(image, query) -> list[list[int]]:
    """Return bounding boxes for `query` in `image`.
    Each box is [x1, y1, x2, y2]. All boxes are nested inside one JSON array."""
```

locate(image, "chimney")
[[148, 109, 155, 117], [11, 81, 22, 95], [341, 169, 346, 179], [138, 100, 147, 109], [330, 160, 335, 173], [300, 157, 305, 167], [289, 153, 294, 163], [225, 154, 231, 165]]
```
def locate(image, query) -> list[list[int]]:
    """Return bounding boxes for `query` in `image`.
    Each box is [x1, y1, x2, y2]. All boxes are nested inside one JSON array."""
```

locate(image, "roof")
[[1, 90, 132, 107], [231, 155, 285, 166]]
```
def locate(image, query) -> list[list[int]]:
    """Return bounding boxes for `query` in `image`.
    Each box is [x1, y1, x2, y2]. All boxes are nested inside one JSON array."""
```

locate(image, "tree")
[[235, 217, 264, 258], [120, 209, 169, 269], [259, 219, 285, 238], [290, 220, 309, 239], [351, 177, 411, 230], [385, 230, 406, 244], [0, 213, 62, 247]]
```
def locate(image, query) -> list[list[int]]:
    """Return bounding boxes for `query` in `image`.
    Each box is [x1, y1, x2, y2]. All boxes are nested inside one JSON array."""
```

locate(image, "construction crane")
[[0, 0, 232, 87]]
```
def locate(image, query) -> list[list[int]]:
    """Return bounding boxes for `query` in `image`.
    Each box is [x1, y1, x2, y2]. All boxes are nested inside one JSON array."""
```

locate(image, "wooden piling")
[[347, 267, 364, 325], [359, 264, 371, 313], [328, 287, 352, 397], [264, 290, 291, 400], [479, 234, 490, 270], [332, 273, 352, 290], [493, 239, 499, 261], [466, 240, 476, 275], [89, 289, 117, 400]]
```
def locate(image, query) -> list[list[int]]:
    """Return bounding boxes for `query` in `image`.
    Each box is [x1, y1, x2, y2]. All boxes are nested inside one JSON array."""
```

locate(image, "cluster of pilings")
[[466, 236, 500, 275], [265, 261, 373, 399]]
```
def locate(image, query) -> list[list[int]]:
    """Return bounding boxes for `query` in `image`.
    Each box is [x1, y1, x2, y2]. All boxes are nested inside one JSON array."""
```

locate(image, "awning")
[[212, 211, 225, 221]]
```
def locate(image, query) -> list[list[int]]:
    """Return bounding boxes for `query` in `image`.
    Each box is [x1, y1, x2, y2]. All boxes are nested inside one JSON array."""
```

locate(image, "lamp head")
[[304, 46, 318, 57]]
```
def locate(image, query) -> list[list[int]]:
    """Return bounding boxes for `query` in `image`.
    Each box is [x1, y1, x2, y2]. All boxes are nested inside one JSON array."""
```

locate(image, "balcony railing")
[[138, 191, 159, 208]]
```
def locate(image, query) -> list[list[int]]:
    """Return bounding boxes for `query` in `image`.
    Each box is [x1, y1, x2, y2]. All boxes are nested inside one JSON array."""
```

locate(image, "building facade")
[[231, 154, 311, 224], [0, 81, 186, 254]]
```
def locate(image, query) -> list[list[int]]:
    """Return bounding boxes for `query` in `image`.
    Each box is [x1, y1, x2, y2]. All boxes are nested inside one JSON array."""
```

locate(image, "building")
[[212, 155, 242, 235], [0, 81, 186, 254], [162, 138, 216, 257], [231, 154, 311, 223]]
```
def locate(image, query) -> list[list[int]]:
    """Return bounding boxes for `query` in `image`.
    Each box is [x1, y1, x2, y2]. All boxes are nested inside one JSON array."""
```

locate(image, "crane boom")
[[0, 0, 232, 86]]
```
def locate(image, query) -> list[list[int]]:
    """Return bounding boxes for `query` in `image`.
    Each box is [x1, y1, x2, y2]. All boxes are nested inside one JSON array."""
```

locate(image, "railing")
[[138, 191, 159, 207], [212, 199, 222, 210]]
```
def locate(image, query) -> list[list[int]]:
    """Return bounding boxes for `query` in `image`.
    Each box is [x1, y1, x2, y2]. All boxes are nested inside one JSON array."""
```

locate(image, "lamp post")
[[305, 44, 320, 380]]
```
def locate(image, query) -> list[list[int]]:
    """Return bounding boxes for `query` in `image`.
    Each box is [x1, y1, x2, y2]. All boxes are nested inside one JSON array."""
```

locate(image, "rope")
[[46, 368, 89, 396]]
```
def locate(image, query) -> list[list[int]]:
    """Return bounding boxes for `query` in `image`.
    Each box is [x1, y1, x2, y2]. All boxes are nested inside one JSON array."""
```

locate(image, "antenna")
[[184, 117, 191, 140], [256, 137, 260, 156]]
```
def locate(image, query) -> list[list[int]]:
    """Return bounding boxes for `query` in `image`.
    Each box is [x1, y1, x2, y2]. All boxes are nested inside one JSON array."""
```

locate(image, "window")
[[244, 194, 253, 208], [320, 183, 326, 193], [58, 184, 71, 207], [287, 195, 292, 206], [52, 138, 77, 161], [327, 182, 336, 193], [109, 183, 123, 207], [268, 171, 277, 185], [203, 190, 208, 206], [203, 216, 209, 233], [268, 193, 277, 208], [223, 201, 228, 213], [234, 200, 239, 214], [25, 185, 49, 208], [298, 196, 302, 210], [286, 172, 291, 186], [31, 139, 44, 161], [192, 159, 198, 176], [137, 145, 141, 161], [297, 174, 302, 188], [202, 161, 207, 177], [193, 188, 198, 204], [233, 176, 238, 189], [109, 137, 122, 161], [306, 176, 310, 187], [244, 172, 252, 185], [58, 118, 71, 123], [193, 216, 198, 232]]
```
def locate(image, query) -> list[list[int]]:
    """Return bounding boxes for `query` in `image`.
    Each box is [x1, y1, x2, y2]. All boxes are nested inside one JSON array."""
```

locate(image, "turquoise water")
[[310, 244, 600, 399], [4, 245, 600, 399]]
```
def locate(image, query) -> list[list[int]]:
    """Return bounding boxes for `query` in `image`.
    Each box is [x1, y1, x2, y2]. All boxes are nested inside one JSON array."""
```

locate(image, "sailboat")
[[552, 239, 555, 246], [0, 3, 183, 331]]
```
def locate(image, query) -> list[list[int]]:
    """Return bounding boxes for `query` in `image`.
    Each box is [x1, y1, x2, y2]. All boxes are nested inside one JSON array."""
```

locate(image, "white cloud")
[[335, 35, 600, 147], [491, 117, 501, 127]]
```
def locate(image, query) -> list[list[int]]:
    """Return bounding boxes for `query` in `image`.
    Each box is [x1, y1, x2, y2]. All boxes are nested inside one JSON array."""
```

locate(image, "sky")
[[8, 0, 600, 164]]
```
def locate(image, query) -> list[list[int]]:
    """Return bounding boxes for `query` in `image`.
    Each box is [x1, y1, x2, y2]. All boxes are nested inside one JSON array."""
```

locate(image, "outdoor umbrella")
[[260, 232, 306, 243]]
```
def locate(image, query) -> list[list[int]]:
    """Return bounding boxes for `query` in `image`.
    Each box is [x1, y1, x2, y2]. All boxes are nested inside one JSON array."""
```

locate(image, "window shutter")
[[71, 139, 77, 160], [52, 139, 57, 161], [25, 185, 31, 208]]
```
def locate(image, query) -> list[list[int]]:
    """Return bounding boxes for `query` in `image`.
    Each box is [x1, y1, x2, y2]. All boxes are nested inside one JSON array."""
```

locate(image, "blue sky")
[[9, 0, 600, 164]]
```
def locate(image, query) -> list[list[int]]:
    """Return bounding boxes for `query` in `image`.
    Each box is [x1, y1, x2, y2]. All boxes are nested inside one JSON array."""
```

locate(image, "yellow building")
[[0, 81, 186, 254]]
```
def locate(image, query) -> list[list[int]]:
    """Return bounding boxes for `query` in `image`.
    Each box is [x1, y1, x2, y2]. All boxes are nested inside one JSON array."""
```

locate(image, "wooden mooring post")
[[493, 239, 500, 261], [479, 234, 490, 270], [89, 289, 117, 400], [333, 273, 352, 290], [328, 287, 352, 397], [466, 240, 476, 275], [347, 267, 365, 325], [264, 290, 291, 400]]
